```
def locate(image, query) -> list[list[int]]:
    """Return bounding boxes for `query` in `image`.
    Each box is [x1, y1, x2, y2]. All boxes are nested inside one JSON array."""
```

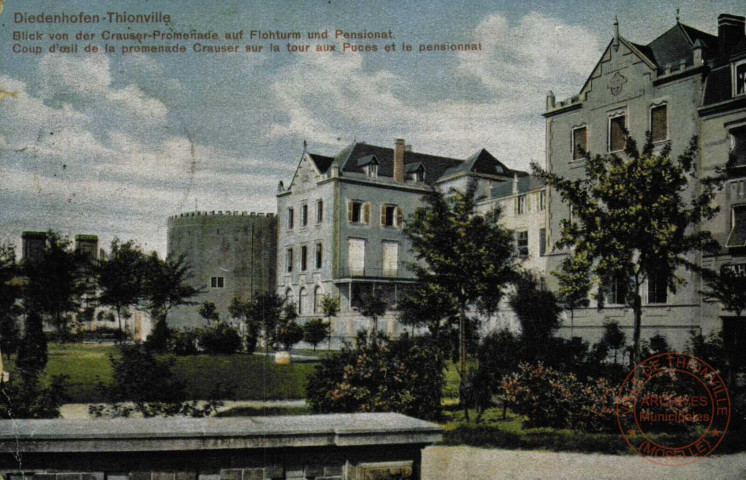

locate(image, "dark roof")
[[307, 153, 334, 174], [405, 162, 425, 173], [490, 174, 545, 199], [643, 23, 718, 68], [356, 154, 379, 166], [703, 65, 732, 105], [440, 148, 515, 179], [328, 142, 463, 181]]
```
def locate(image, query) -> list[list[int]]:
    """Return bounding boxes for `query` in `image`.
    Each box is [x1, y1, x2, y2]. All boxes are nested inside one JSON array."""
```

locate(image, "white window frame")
[[733, 59, 746, 97]]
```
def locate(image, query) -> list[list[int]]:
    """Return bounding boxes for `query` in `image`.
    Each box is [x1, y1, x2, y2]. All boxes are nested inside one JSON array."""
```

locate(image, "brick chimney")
[[718, 14, 745, 59], [394, 138, 405, 183]]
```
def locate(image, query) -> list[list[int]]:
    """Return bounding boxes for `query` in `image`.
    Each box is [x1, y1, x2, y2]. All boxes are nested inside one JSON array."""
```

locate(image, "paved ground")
[[60, 399, 307, 419], [422, 446, 746, 480]]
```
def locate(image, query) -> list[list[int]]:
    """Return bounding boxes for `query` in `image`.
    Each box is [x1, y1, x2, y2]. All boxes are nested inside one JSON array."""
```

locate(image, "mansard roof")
[[440, 148, 514, 179], [644, 22, 718, 68]]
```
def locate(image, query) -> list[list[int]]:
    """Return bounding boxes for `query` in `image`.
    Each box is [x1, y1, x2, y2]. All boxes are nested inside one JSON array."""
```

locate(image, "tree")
[[0, 243, 20, 359], [600, 320, 626, 365], [199, 322, 242, 354], [360, 292, 387, 332], [535, 134, 722, 365], [403, 179, 519, 420], [555, 252, 592, 338], [246, 292, 286, 354], [229, 297, 259, 353], [143, 252, 200, 324], [23, 231, 86, 336], [397, 282, 458, 338], [509, 272, 563, 356], [16, 311, 48, 376], [144, 316, 173, 353], [303, 318, 330, 351], [320, 295, 340, 350], [97, 239, 147, 335], [198, 300, 220, 324], [0, 374, 69, 419]]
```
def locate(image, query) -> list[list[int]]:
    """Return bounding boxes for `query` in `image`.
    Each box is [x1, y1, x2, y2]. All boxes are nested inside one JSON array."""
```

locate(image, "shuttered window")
[[347, 238, 365, 275], [727, 205, 746, 249], [347, 201, 370, 224], [651, 105, 668, 142], [609, 114, 626, 152], [382, 241, 398, 276]]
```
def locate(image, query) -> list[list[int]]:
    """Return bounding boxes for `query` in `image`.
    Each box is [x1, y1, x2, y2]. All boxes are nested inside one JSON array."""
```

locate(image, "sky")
[[1, 0, 745, 254]]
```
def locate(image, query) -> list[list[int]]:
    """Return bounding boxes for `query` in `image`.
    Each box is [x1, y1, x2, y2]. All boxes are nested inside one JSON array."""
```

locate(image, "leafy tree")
[[277, 319, 303, 351], [555, 252, 592, 337], [229, 297, 259, 353], [306, 332, 445, 420], [403, 179, 519, 418], [0, 243, 20, 359], [97, 239, 147, 335], [143, 252, 200, 325], [303, 318, 330, 351], [16, 311, 48, 376], [0, 374, 69, 419], [397, 282, 458, 338], [144, 317, 173, 353], [648, 332, 670, 356], [246, 292, 286, 354], [23, 231, 86, 336], [360, 292, 387, 332], [169, 328, 200, 355], [319, 295, 340, 350], [198, 300, 220, 324], [470, 329, 522, 421], [509, 272, 563, 359], [535, 134, 722, 365], [702, 268, 746, 319], [599, 320, 626, 365]]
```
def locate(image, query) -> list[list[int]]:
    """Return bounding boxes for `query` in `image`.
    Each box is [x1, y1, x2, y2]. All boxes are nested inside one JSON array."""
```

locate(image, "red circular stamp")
[[616, 352, 731, 466]]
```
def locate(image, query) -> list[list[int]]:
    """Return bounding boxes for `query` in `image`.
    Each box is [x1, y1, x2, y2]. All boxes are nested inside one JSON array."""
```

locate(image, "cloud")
[[457, 12, 601, 99], [107, 84, 169, 118], [39, 54, 112, 97]]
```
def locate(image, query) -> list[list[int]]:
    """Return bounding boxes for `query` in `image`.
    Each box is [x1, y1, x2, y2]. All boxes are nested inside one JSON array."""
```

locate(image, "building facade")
[[276, 139, 519, 343], [167, 211, 277, 327], [543, 14, 745, 349]]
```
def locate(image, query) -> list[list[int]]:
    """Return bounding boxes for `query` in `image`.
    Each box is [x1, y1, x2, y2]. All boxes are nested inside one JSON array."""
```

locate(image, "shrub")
[[145, 317, 173, 353], [199, 322, 242, 355], [0, 374, 69, 419], [171, 328, 200, 355], [303, 318, 329, 351], [306, 332, 445, 420]]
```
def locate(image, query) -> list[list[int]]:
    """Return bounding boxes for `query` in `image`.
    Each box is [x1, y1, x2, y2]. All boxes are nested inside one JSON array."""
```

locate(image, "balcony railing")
[[334, 266, 415, 280]]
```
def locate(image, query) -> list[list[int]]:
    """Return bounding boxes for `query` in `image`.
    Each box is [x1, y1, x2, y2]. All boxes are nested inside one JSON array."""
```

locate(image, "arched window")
[[285, 288, 295, 309], [314, 286, 323, 314], [299, 287, 308, 315]]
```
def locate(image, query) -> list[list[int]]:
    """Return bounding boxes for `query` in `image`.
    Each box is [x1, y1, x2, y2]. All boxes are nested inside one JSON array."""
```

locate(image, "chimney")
[[613, 16, 620, 51], [512, 173, 519, 195], [718, 14, 745, 59], [394, 138, 405, 183], [546, 91, 556, 110]]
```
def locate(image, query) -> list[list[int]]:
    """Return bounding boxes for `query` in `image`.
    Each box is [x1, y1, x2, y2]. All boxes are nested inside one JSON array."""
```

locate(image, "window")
[[735, 61, 746, 96], [285, 288, 294, 306], [572, 126, 588, 160], [647, 271, 668, 304], [608, 274, 627, 305], [515, 195, 527, 215], [650, 104, 668, 142], [365, 163, 378, 178], [315, 243, 323, 269], [539, 228, 546, 256], [286, 248, 293, 273], [382, 241, 399, 277], [726, 205, 746, 249], [608, 113, 626, 152], [516, 231, 528, 258], [538, 190, 546, 211], [301, 203, 308, 227], [316, 199, 324, 223], [210, 277, 224, 288], [314, 286, 323, 314], [301, 245, 308, 271], [299, 287, 307, 315], [347, 201, 370, 224], [729, 126, 746, 170], [347, 238, 366, 275], [381, 205, 403, 228], [287, 207, 294, 229]]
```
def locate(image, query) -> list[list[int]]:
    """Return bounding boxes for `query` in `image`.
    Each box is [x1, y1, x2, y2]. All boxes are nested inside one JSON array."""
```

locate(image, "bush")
[[502, 362, 617, 431], [303, 318, 329, 351], [306, 332, 445, 420], [199, 322, 242, 355], [145, 317, 173, 353], [171, 328, 200, 355], [0, 374, 69, 419], [17, 311, 48, 375]]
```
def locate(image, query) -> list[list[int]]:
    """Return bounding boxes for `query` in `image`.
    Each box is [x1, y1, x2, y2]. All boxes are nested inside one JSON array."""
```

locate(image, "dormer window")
[[735, 60, 746, 97], [365, 163, 378, 178], [406, 163, 426, 182]]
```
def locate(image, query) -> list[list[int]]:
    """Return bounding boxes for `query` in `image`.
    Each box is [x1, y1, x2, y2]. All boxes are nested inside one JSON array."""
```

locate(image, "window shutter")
[[347, 201, 353, 223], [396, 207, 403, 228], [651, 105, 668, 142], [364, 203, 371, 224]]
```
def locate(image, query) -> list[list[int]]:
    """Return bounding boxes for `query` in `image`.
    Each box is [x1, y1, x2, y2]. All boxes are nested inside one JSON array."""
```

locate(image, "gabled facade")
[[543, 13, 745, 349], [277, 139, 517, 343]]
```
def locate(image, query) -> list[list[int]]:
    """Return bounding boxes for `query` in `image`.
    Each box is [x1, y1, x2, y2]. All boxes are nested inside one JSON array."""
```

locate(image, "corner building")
[[277, 139, 519, 344], [544, 14, 745, 349]]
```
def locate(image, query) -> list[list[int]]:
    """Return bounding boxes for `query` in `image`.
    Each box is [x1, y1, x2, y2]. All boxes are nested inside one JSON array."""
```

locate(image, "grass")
[[6, 344, 317, 403]]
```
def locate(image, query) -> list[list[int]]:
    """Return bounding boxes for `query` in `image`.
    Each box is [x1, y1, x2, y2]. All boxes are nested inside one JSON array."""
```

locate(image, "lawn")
[[7, 344, 317, 403]]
